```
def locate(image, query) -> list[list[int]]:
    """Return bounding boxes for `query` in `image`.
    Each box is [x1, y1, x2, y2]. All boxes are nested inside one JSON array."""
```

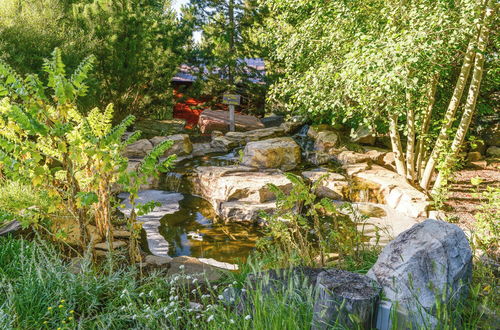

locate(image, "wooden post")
[[229, 104, 235, 132], [223, 93, 240, 132]]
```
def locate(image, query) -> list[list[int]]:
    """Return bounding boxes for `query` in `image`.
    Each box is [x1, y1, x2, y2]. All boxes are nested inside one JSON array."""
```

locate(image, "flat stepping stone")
[[118, 190, 183, 257]]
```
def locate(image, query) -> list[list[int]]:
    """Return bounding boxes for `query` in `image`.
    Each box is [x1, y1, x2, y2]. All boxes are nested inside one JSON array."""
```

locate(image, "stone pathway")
[[119, 190, 183, 257]]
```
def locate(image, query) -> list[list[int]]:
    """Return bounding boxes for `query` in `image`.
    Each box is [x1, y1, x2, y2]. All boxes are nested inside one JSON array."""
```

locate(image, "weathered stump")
[[312, 269, 380, 329]]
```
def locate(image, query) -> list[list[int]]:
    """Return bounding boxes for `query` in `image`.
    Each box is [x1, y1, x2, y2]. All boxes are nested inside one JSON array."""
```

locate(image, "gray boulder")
[[241, 137, 301, 171], [123, 139, 153, 158], [486, 146, 500, 157], [367, 219, 473, 328], [150, 134, 193, 157]]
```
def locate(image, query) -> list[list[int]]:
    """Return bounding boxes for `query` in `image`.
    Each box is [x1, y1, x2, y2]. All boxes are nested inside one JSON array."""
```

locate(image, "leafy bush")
[[0, 0, 190, 119], [258, 173, 374, 268], [0, 49, 173, 256]]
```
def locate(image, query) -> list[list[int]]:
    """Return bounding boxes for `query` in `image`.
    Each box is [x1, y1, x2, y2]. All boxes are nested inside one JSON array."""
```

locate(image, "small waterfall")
[[162, 172, 183, 192], [293, 124, 315, 161]]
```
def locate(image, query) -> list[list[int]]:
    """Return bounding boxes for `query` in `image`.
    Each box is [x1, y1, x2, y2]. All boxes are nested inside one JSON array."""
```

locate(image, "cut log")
[[312, 269, 380, 329]]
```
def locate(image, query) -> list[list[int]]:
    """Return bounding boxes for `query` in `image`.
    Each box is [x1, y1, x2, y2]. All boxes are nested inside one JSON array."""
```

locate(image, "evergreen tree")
[[73, 0, 192, 119], [189, 0, 267, 113]]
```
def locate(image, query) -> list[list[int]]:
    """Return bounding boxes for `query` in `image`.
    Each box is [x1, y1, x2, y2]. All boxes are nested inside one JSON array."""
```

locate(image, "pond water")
[[157, 194, 262, 264]]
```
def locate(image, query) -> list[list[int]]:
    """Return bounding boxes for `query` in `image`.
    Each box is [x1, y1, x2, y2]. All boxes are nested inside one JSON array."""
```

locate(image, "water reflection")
[[158, 194, 262, 264]]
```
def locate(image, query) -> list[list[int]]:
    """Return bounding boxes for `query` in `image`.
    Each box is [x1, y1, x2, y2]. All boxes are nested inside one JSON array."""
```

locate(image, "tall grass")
[[0, 237, 317, 329]]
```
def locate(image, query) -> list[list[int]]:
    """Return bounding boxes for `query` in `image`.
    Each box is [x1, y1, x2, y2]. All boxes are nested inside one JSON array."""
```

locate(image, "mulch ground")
[[445, 160, 500, 229]]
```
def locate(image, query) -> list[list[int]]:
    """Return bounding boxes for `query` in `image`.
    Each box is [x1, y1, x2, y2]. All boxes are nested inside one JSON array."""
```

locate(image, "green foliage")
[[258, 173, 374, 268], [0, 0, 89, 76], [0, 180, 56, 228], [73, 0, 191, 119], [0, 49, 174, 252], [471, 179, 499, 258], [0, 0, 190, 119], [256, 0, 484, 127], [0, 237, 316, 329]]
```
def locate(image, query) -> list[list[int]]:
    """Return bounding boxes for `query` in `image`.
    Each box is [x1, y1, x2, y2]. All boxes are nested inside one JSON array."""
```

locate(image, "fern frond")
[[70, 54, 96, 97], [0, 60, 25, 99], [124, 131, 142, 145], [138, 139, 174, 175], [99, 114, 135, 145], [8, 105, 48, 136], [24, 74, 47, 101]]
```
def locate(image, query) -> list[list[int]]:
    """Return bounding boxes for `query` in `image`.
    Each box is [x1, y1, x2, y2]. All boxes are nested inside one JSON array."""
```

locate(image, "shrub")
[[0, 49, 173, 258]]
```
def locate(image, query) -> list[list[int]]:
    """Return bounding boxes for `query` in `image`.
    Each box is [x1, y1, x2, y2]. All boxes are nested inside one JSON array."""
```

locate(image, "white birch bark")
[[419, 40, 477, 190], [389, 113, 407, 178], [416, 74, 438, 178], [432, 0, 495, 192]]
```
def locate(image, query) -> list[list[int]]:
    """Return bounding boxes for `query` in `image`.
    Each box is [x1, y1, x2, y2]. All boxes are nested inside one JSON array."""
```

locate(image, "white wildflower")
[[218, 295, 224, 300], [230, 319, 235, 324], [139, 292, 145, 297], [207, 315, 214, 322], [157, 298, 162, 303], [169, 302, 175, 307], [245, 315, 251, 320]]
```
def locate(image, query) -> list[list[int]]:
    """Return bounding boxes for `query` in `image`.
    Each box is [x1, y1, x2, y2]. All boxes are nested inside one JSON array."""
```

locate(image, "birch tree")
[[258, 0, 495, 192]]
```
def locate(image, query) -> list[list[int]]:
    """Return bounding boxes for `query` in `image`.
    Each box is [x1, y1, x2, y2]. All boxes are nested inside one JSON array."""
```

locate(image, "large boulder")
[[150, 134, 193, 157], [261, 114, 284, 128], [241, 137, 302, 171], [367, 219, 473, 328], [350, 125, 376, 145], [198, 109, 264, 134], [307, 125, 334, 139], [192, 166, 292, 221], [351, 165, 429, 218], [486, 146, 500, 157], [314, 131, 340, 155], [210, 127, 286, 151], [123, 139, 153, 158], [334, 150, 371, 165], [482, 121, 500, 147], [301, 168, 348, 200]]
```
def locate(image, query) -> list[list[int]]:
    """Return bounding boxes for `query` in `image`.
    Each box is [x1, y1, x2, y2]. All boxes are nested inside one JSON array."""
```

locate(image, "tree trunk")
[[389, 113, 407, 178], [228, 0, 236, 89], [405, 93, 416, 182], [432, 0, 495, 192], [419, 38, 477, 190], [416, 74, 438, 178]]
